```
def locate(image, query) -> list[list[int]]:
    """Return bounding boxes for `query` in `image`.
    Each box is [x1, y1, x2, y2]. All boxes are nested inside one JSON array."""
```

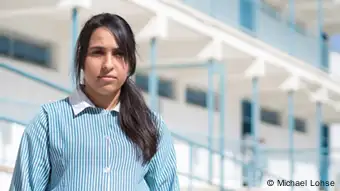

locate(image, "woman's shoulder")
[[39, 97, 72, 116], [25, 98, 72, 129]]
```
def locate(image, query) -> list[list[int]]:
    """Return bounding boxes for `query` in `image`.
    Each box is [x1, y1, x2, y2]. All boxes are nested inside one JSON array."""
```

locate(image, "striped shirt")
[[9, 87, 180, 191]]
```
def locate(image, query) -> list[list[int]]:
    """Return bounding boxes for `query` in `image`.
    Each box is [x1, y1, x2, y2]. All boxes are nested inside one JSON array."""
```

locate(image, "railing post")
[[250, 76, 260, 187], [288, 90, 295, 191], [189, 144, 194, 191], [207, 59, 215, 184], [316, 102, 328, 191], [219, 63, 226, 191]]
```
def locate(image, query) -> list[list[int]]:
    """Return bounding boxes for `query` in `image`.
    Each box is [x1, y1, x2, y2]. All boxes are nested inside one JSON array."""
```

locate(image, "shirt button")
[[104, 167, 111, 173]]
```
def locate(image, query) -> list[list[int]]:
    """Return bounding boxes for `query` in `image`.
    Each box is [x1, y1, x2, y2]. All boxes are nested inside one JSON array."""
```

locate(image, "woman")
[[10, 13, 180, 191]]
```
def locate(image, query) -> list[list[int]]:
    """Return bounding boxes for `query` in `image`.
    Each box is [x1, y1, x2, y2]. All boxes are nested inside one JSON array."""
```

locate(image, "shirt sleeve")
[[145, 116, 180, 191], [9, 107, 51, 191]]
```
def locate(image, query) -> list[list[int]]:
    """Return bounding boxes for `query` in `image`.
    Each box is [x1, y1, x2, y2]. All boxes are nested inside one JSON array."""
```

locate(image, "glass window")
[[0, 35, 10, 55], [294, 117, 306, 133], [135, 73, 149, 92], [260, 108, 281, 125], [12, 39, 50, 66], [158, 78, 175, 99], [185, 87, 207, 108]]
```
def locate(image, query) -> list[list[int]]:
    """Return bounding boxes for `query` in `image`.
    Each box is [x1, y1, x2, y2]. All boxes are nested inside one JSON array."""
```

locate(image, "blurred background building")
[[1, 0, 340, 190]]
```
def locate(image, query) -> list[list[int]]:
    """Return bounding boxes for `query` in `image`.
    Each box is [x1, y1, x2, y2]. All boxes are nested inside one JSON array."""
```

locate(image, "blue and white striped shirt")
[[9, 88, 180, 191]]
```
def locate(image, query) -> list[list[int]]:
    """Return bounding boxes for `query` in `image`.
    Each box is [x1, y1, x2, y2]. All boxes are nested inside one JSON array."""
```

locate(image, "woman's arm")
[[145, 116, 180, 191], [9, 107, 51, 191]]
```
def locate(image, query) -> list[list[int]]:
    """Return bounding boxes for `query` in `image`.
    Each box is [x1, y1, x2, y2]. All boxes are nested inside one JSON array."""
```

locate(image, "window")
[[185, 87, 207, 108], [294, 117, 306, 133], [260, 108, 281, 125], [240, 0, 255, 32], [0, 33, 51, 67], [134, 73, 176, 99], [260, 2, 281, 21], [0, 35, 10, 55], [12, 39, 50, 66], [158, 78, 175, 99], [135, 73, 149, 92], [241, 99, 252, 123]]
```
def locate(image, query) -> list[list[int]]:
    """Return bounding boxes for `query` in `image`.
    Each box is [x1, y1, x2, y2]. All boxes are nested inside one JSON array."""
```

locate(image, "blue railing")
[[181, 0, 329, 72]]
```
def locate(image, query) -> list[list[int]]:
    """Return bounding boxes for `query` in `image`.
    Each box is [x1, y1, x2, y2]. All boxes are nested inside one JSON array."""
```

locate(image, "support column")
[[316, 102, 329, 191], [197, 38, 225, 189], [219, 63, 226, 191], [287, 0, 296, 184], [207, 59, 215, 183], [59, 0, 92, 87], [310, 87, 329, 191], [244, 58, 266, 187], [251, 77, 259, 187], [149, 37, 158, 112], [136, 15, 169, 112], [279, 75, 301, 191], [71, 7, 78, 87], [287, 91, 295, 191]]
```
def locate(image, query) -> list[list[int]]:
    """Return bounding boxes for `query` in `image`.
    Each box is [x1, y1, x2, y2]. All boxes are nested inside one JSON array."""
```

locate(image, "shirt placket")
[[103, 111, 113, 191]]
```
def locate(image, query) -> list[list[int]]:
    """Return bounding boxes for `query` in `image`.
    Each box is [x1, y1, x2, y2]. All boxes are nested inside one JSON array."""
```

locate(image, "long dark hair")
[[74, 13, 160, 165]]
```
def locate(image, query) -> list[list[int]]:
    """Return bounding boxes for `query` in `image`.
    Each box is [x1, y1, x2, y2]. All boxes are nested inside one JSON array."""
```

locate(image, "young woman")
[[10, 13, 180, 191]]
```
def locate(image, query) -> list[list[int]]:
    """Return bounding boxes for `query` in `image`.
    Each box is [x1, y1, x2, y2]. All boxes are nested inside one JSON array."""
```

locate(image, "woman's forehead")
[[89, 27, 118, 48]]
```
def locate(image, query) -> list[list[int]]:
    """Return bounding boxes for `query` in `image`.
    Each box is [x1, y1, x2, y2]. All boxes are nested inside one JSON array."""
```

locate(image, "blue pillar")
[[287, 91, 295, 191], [251, 77, 260, 187], [219, 63, 226, 191], [316, 102, 328, 191], [321, 123, 329, 191], [71, 7, 78, 87], [316, 102, 323, 190], [149, 38, 158, 111], [207, 59, 215, 184], [317, 0, 324, 70]]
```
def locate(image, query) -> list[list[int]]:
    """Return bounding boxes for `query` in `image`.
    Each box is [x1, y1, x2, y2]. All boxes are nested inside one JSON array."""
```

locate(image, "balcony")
[[180, 0, 330, 72]]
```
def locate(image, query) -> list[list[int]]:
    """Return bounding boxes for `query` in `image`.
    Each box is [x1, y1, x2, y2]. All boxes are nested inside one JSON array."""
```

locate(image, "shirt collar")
[[68, 86, 120, 116]]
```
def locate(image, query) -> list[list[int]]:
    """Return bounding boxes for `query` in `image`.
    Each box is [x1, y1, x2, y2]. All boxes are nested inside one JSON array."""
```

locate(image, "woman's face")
[[83, 27, 129, 95]]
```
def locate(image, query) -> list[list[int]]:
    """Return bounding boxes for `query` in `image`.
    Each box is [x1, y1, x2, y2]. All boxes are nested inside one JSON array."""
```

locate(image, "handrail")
[[0, 63, 72, 94]]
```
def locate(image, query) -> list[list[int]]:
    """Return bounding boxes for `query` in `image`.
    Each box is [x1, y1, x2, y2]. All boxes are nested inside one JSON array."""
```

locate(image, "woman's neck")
[[82, 85, 120, 110]]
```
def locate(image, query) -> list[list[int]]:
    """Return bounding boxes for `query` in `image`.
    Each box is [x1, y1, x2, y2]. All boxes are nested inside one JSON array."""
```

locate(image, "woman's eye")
[[113, 51, 124, 58], [92, 50, 104, 55]]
